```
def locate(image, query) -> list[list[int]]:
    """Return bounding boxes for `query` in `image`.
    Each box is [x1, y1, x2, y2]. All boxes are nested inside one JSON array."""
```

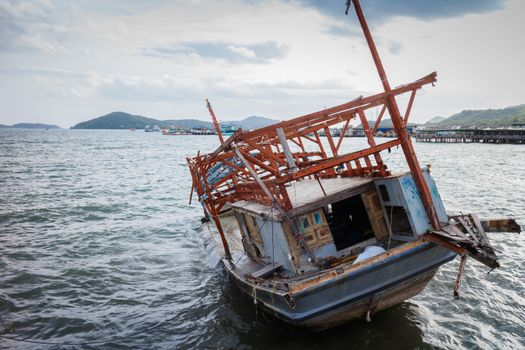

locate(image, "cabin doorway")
[[325, 195, 374, 251]]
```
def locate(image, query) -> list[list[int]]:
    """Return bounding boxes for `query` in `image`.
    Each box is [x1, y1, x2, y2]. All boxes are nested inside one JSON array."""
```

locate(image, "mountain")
[[0, 123, 61, 129], [425, 116, 446, 124], [355, 104, 525, 130], [71, 112, 161, 129], [229, 116, 278, 129], [434, 105, 525, 128], [71, 112, 279, 130]]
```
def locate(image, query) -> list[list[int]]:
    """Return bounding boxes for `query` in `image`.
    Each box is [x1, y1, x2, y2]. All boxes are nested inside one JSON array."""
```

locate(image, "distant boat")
[[162, 127, 191, 136], [145, 125, 160, 132], [220, 122, 237, 136], [129, 128, 136, 132]]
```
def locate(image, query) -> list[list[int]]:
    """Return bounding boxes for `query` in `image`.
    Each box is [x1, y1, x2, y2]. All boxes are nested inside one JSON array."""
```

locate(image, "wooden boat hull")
[[223, 242, 456, 329]]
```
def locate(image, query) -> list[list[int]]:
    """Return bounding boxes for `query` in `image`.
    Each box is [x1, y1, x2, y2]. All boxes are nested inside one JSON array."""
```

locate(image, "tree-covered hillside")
[[435, 105, 525, 128], [71, 111, 278, 130], [71, 112, 162, 129], [0, 123, 61, 129]]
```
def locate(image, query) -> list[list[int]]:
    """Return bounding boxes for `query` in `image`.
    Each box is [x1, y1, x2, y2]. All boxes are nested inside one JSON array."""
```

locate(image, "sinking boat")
[[186, 0, 520, 329]]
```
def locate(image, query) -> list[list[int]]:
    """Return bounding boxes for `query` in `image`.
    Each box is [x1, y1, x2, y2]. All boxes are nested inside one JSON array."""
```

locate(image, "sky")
[[0, 0, 524, 128]]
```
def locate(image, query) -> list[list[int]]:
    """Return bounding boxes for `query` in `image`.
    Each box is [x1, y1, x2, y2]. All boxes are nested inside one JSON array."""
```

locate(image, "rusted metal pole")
[[404, 89, 417, 123], [188, 150, 200, 205], [208, 204, 232, 259], [454, 254, 467, 299], [351, 0, 441, 229], [206, 98, 224, 144], [189, 184, 194, 205]]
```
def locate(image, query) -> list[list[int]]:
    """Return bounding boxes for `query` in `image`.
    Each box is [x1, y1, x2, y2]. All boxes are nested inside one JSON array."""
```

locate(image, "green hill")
[[230, 116, 277, 130], [11, 123, 61, 129], [71, 112, 278, 130], [435, 105, 525, 128], [71, 112, 161, 129], [71, 112, 213, 130], [0, 123, 61, 129], [425, 116, 446, 124], [355, 103, 525, 130]]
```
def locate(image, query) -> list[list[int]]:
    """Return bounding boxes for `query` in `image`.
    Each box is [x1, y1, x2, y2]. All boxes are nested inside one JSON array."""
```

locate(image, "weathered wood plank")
[[480, 218, 521, 233]]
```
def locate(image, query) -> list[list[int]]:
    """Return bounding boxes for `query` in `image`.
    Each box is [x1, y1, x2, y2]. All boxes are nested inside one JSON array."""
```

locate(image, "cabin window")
[[295, 210, 333, 249], [313, 211, 323, 225], [324, 194, 374, 251], [300, 215, 310, 230]]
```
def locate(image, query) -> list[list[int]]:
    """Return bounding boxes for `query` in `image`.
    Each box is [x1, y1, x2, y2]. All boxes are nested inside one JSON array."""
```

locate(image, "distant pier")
[[415, 128, 525, 144]]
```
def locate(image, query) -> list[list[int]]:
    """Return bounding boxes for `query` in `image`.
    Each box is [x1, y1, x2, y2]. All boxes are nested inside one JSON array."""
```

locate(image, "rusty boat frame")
[[186, 0, 521, 328]]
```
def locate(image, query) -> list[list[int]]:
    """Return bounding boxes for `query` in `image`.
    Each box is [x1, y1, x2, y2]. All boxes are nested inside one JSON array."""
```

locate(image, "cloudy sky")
[[1, 0, 524, 128]]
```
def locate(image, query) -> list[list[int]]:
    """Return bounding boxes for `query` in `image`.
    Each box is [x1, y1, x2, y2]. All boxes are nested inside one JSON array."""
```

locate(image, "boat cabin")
[[231, 168, 448, 274]]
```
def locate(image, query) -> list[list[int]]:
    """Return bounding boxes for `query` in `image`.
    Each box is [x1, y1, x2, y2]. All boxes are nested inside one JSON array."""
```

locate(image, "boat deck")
[[232, 177, 374, 217]]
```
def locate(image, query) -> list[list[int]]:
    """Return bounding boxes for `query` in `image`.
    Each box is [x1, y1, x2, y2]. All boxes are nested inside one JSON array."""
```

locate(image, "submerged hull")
[[223, 242, 455, 329]]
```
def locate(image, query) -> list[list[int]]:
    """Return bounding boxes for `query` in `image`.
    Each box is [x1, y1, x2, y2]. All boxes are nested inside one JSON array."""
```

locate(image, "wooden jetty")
[[415, 128, 525, 144]]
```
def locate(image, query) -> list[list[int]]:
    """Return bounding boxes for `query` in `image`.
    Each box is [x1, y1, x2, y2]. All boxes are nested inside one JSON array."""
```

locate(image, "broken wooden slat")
[[456, 216, 482, 245], [470, 213, 492, 248], [480, 218, 521, 233], [429, 213, 501, 269]]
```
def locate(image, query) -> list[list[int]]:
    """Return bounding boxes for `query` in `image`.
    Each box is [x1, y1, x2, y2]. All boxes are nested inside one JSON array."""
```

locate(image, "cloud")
[[137, 41, 290, 64], [0, 0, 169, 53], [303, 1, 504, 56], [35, 68, 358, 104], [93, 74, 359, 104], [299, 0, 505, 22], [95, 74, 197, 101], [2, 66, 95, 79], [387, 41, 402, 55], [1, 0, 522, 126], [0, 0, 75, 53]]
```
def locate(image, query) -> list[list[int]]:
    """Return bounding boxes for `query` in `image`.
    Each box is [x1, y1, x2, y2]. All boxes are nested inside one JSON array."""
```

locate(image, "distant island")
[[70, 104, 525, 131], [0, 123, 61, 129], [71, 111, 279, 130]]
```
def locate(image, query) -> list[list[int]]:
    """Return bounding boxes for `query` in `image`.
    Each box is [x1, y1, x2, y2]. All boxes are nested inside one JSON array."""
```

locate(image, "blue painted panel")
[[374, 169, 448, 236], [399, 175, 430, 234], [423, 171, 448, 223]]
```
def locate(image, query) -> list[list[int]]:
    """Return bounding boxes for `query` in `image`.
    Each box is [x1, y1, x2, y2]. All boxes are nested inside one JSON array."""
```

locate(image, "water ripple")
[[0, 129, 523, 349]]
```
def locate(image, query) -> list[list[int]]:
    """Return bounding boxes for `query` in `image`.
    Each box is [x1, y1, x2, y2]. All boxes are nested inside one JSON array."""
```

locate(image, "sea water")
[[0, 129, 523, 349]]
